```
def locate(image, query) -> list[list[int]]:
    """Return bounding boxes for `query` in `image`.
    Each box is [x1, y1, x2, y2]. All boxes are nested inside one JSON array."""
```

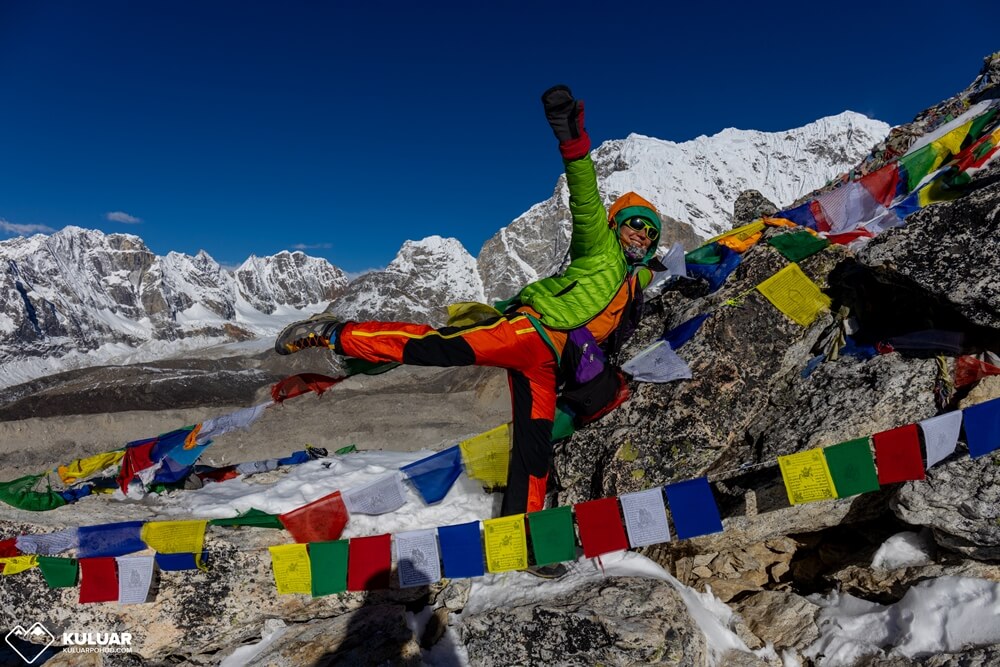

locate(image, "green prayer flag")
[[767, 231, 830, 263], [900, 144, 940, 191], [823, 438, 880, 498], [685, 244, 723, 265], [974, 138, 997, 161], [0, 474, 67, 512], [334, 445, 358, 455], [527, 506, 577, 566], [208, 508, 284, 529], [309, 539, 348, 596], [968, 108, 998, 143], [37, 556, 78, 588]]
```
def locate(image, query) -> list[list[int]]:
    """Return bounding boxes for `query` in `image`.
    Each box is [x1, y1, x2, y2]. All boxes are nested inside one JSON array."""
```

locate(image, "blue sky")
[[0, 1, 995, 273]]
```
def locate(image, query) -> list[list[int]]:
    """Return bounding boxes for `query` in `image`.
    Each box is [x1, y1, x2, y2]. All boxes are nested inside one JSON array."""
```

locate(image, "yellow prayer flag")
[[756, 263, 831, 327], [141, 520, 208, 569], [706, 220, 765, 246], [717, 229, 763, 254], [918, 120, 973, 182], [778, 448, 838, 505], [58, 450, 126, 484], [483, 514, 528, 573], [934, 119, 973, 159], [710, 220, 767, 253], [268, 544, 312, 594], [0, 555, 39, 575], [459, 423, 511, 488]]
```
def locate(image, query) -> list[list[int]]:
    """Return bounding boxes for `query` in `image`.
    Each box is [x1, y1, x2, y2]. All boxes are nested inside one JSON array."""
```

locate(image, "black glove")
[[541, 85, 591, 160]]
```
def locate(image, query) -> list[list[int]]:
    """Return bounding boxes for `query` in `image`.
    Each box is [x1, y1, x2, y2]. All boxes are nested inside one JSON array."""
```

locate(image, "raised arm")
[[541, 86, 618, 262]]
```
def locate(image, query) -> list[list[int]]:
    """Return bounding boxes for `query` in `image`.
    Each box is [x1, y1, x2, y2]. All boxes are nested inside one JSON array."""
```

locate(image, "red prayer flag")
[[809, 201, 831, 232], [0, 537, 19, 558], [955, 355, 1000, 389], [0, 536, 19, 572], [197, 466, 240, 483], [79, 557, 119, 603], [874, 424, 925, 485], [271, 373, 345, 403], [347, 533, 391, 591], [825, 229, 875, 246], [117, 441, 156, 493], [574, 497, 628, 558], [859, 163, 900, 207], [279, 491, 349, 543]]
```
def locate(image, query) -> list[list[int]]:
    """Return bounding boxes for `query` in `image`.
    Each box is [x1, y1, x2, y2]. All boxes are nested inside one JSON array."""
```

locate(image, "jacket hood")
[[609, 192, 662, 264]]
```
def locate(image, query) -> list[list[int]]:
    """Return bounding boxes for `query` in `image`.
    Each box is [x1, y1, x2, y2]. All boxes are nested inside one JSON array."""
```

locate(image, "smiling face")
[[618, 223, 653, 251]]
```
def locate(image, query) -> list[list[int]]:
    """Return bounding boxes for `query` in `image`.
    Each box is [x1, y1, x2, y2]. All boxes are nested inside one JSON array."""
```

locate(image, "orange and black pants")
[[335, 315, 558, 515]]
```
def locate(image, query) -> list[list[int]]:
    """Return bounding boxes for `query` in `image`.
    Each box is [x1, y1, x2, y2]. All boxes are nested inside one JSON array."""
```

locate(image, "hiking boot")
[[525, 563, 568, 579], [274, 313, 343, 355]]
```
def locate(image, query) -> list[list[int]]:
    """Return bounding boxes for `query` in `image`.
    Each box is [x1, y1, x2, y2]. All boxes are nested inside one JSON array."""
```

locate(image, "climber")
[[274, 85, 664, 518]]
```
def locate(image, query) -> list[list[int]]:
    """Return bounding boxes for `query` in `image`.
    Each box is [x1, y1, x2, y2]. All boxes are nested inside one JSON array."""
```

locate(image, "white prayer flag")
[[919, 411, 963, 469], [661, 242, 688, 278], [342, 473, 407, 515], [645, 243, 687, 296], [622, 341, 693, 383], [16, 529, 78, 556], [620, 488, 671, 547], [198, 403, 269, 444], [116, 555, 154, 604], [395, 529, 442, 587], [235, 459, 279, 475]]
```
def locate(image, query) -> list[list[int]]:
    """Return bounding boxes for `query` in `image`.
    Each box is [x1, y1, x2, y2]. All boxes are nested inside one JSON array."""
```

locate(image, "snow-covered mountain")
[[0, 227, 347, 387], [332, 236, 485, 324], [600, 111, 888, 238], [0, 111, 887, 387]]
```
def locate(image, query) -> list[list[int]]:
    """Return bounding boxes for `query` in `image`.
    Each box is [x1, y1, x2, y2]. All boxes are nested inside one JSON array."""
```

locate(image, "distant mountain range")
[[0, 111, 888, 388]]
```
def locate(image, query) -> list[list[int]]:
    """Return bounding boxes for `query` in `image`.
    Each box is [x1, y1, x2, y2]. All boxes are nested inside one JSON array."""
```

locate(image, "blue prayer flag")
[[437, 521, 484, 579], [686, 246, 741, 293], [776, 201, 817, 229], [401, 446, 463, 504], [155, 552, 207, 571], [152, 457, 194, 485], [78, 521, 146, 558], [58, 485, 93, 503], [147, 428, 196, 462], [891, 191, 921, 219], [963, 397, 1000, 458], [166, 440, 212, 468], [664, 478, 724, 540], [275, 450, 310, 466], [663, 313, 711, 350]]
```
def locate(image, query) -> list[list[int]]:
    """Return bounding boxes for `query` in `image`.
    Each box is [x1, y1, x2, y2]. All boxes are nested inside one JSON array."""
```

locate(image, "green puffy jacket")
[[513, 155, 656, 330]]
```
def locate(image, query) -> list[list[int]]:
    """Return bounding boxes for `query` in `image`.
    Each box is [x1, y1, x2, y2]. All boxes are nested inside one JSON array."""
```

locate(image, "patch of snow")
[[871, 530, 933, 570], [217, 618, 288, 667], [804, 576, 1000, 665]]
